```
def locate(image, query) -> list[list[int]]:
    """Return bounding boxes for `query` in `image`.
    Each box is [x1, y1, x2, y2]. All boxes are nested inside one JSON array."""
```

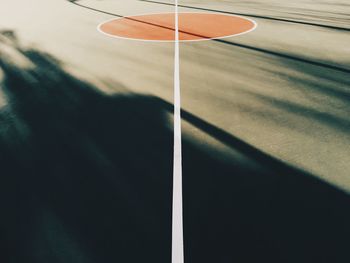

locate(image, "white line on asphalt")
[[172, 0, 184, 262]]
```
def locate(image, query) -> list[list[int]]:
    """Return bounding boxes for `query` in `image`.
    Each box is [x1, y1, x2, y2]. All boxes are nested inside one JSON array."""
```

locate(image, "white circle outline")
[[97, 12, 258, 43]]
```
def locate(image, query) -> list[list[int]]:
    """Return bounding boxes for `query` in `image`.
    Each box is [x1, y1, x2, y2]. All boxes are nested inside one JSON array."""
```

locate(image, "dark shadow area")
[[1, 31, 350, 263], [139, 0, 350, 31], [67, 0, 350, 74], [0, 30, 173, 263]]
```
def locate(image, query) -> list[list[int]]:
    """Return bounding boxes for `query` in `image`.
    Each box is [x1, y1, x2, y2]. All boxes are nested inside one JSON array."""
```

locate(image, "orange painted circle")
[[98, 13, 256, 41]]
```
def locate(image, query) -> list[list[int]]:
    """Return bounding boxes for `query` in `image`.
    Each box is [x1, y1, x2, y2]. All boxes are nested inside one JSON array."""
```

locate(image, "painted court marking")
[[98, 11, 257, 263], [172, 4, 184, 263], [98, 12, 257, 42]]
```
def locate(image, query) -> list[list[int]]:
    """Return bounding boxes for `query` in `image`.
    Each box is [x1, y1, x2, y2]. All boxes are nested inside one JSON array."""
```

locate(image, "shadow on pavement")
[[67, 0, 350, 74], [242, 58, 350, 136], [0, 30, 349, 263], [139, 0, 350, 32], [0, 30, 173, 263]]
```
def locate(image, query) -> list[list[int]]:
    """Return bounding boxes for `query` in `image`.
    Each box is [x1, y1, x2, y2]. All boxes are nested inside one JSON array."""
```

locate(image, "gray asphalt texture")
[[1, 1, 350, 263], [2, 0, 349, 190]]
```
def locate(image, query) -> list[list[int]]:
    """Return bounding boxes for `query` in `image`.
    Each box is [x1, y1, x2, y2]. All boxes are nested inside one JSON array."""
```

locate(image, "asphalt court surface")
[[59, 0, 350, 190], [0, 0, 350, 262], [0, 0, 350, 190]]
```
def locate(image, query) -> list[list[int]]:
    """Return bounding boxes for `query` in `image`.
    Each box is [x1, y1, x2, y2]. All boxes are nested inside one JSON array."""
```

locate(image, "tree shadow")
[[241, 58, 350, 137], [0, 30, 173, 263], [0, 31, 349, 263]]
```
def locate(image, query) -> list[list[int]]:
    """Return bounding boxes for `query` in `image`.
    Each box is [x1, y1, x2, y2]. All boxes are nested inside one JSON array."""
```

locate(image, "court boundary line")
[[171, 3, 184, 263]]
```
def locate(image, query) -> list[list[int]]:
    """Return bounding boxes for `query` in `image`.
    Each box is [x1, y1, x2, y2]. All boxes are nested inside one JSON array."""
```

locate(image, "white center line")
[[172, 1, 184, 263]]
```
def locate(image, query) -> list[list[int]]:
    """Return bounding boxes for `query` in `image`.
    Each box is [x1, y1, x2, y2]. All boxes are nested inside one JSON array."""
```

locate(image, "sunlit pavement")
[[1, 0, 349, 189]]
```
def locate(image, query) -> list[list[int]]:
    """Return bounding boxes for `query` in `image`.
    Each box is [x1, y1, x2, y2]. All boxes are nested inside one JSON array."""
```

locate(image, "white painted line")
[[172, 0, 184, 263]]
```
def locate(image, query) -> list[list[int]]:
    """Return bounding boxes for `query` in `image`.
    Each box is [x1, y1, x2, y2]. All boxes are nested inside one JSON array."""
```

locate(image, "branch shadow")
[[241, 58, 350, 136], [0, 30, 349, 263]]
